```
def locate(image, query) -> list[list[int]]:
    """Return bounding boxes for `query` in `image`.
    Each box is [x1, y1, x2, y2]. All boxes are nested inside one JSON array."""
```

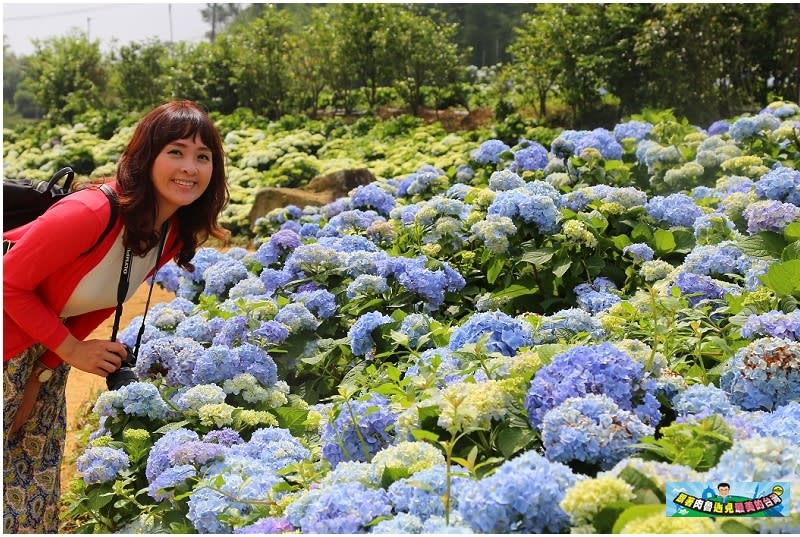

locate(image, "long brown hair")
[[115, 100, 229, 270]]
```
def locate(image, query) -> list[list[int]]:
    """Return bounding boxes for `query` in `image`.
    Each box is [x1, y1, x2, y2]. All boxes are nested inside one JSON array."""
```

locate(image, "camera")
[[106, 344, 139, 391]]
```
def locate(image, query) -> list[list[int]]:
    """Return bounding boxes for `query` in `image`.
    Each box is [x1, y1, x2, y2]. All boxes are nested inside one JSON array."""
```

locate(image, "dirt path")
[[60, 283, 176, 492]]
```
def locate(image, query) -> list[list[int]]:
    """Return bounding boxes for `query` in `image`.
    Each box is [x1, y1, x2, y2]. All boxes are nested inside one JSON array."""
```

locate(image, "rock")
[[248, 168, 376, 229]]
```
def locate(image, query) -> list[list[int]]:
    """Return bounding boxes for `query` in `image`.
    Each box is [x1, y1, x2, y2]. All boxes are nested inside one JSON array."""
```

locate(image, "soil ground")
[[60, 283, 176, 493]]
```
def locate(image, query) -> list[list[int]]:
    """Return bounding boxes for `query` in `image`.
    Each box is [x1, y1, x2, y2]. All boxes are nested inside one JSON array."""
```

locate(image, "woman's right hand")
[[55, 334, 124, 377]]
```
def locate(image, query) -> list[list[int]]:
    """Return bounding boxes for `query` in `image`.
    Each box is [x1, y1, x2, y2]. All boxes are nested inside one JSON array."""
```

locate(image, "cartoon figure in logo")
[[710, 482, 750, 504]]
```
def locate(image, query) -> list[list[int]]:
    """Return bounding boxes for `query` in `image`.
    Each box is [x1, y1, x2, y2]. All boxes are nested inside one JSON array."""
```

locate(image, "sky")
[[2, 2, 210, 56]]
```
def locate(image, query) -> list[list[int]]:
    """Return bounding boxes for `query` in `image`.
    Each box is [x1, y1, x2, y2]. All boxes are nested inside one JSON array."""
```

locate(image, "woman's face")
[[151, 135, 213, 220]]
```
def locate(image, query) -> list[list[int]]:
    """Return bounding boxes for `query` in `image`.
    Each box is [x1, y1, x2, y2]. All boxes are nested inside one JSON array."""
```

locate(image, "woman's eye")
[[198, 154, 211, 161], [168, 149, 182, 155]]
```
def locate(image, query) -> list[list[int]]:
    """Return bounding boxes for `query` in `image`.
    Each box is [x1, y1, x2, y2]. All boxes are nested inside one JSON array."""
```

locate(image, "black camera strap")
[[109, 221, 170, 356]]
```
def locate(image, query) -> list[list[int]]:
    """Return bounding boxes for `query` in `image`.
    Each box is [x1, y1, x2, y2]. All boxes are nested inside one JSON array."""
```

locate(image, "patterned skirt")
[[3, 344, 70, 534]]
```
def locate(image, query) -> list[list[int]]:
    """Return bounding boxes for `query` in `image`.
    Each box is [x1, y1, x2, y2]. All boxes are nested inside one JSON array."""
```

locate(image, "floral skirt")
[[3, 344, 70, 534]]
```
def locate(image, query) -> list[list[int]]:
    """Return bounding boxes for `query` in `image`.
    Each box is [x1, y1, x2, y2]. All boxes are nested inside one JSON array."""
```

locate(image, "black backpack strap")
[[81, 184, 119, 256]]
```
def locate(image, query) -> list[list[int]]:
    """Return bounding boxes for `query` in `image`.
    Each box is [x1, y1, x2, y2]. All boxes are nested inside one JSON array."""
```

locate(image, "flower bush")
[[14, 102, 799, 533]]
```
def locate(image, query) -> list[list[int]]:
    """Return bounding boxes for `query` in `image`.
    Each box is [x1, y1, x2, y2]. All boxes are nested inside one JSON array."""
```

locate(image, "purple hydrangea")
[[574, 277, 622, 314], [348, 311, 395, 357], [471, 139, 511, 165], [147, 464, 196, 501], [291, 289, 337, 319], [754, 166, 800, 205], [541, 394, 654, 469], [136, 336, 206, 386], [720, 337, 800, 411], [321, 395, 397, 466], [448, 311, 533, 356], [672, 272, 727, 306], [707, 119, 730, 136], [741, 310, 800, 341], [645, 193, 704, 228], [253, 320, 290, 344], [294, 481, 393, 533], [235, 517, 295, 534], [388, 256, 465, 310], [152, 261, 182, 292], [525, 342, 661, 428], [146, 428, 200, 483], [203, 428, 244, 446], [456, 450, 578, 533], [682, 242, 751, 278], [742, 199, 800, 234]]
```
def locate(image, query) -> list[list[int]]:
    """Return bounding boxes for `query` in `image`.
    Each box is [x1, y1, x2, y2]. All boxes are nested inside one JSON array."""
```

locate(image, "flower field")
[[9, 103, 800, 533]]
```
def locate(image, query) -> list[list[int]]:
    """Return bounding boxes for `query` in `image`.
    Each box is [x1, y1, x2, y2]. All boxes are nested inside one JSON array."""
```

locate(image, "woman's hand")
[[55, 334, 124, 377]]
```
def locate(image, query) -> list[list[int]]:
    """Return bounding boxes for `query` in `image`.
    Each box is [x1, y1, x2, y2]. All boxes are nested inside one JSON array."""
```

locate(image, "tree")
[[3, 39, 25, 106], [110, 39, 169, 112], [201, 3, 242, 41], [23, 32, 107, 124], [160, 41, 211, 106], [289, 9, 337, 117]]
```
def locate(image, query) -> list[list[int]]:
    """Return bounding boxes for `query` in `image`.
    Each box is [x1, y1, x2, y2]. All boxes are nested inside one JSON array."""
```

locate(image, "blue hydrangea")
[[404, 347, 467, 386], [614, 120, 653, 142], [487, 188, 562, 234], [750, 401, 800, 445], [551, 130, 587, 159], [187, 486, 244, 534], [488, 169, 526, 191], [449, 311, 532, 356], [729, 113, 781, 142], [350, 183, 397, 216], [226, 427, 310, 470], [541, 394, 654, 470], [371, 513, 424, 534], [692, 213, 738, 245], [211, 315, 249, 347], [623, 242, 654, 262], [530, 308, 606, 345], [564, 185, 647, 212], [645, 193, 704, 228], [202, 258, 250, 299], [254, 229, 303, 266], [388, 465, 470, 520], [319, 209, 386, 237], [399, 313, 434, 350], [389, 256, 465, 310], [525, 342, 661, 428], [274, 303, 320, 333], [259, 268, 293, 293], [707, 119, 730, 135], [228, 277, 267, 300], [253, 319, 290, 344], [455, 165, 475, 183], [456, 450, 579, 533], [573, 128, 623, 160], [237, 343, 278, 388], [203, 428, 243, 446], [682, 242, 751, 278], [741, 310, 800, 341], [114, 381, 170, 420], [185, 248, 228, 283], [152, 261, 182, 292], [76, 446, 130, 485], [512, 141, 549, 172], [574, 278, 622, 314], [672, 271, 727, 306], [672, 383, 735, 418], [146, 428, 200, 483], [174, 384, 227, 413], [471, 139, 511, 165], [294, 481, 393, 533], [291, 289, 337, 319], [168, 440, 227, 468], [743, 199, 800, 234], [283, 243, 347, 279], [755, 166, 800, 205], [192, 345, 242, 385], [345, 274, 390, 299], [717, 174, 754, 195], [147, 464, 196, 501], [136, 336, 205, 386], [175, 315, 216, 344], [348, 311, 395, 357], [720, 337, 800, 411], [321, 395, 397, 466], [343, 250, 392, 278], [707, 437, 799, 485], [317, 235, 380, 254]]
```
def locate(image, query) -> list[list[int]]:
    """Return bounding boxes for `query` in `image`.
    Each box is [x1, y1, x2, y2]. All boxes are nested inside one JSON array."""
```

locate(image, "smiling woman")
[[2, 100, 229, 533]]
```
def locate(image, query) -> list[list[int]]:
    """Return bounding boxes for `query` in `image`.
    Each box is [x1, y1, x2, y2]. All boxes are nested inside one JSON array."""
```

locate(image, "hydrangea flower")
[[672, 271, 727, 306], [274, 303, 320, 333], [455, 165, 475, 183], [345, 274, 389, 299], [456, 450, 579, 533], [321, 395, 397, 466], [388, 256, 465, 310], [487, 187, 562, 234], [719, 337, 800, 410], [512, 141, 549, 171], [348, 311, 395, 357], [541, 394, 654, 469], [601, 458, 702, 490], [614, 120, 653, 142], [398, 313, 434, 350], [488, 169, 526, 192], [530, 308, 606, 345], [372, 441, 445, 475], [202, 258, 250, 298], [174, 384, 227, 414], [755, 166, 800, 205], [640, 259, 675, 282], [672, 383, 734, 418], [449, 310, 532, 356], [435, 379, 515, 431], [525, 342, 661, 428], [645, 193, 704, 228], [349, 183, 396, 216], [707, 119, 730, 135], [147, 464, 196, 501], [623, 242, 654, 262], [146, 428, 200, 483], [707, 437, 799, 486], [253, 319, 290, 345], [292, 289, 337, 319], [388, 465, 470, 520], [370, 513, 424, 534], [234, 517, 295, 534], [729, 113, 781, 142], [293, 481, 393, 533], [203, 428, 243, 446], [574, 278, 622, 314], [560, 476, 635, 529], [693, 213, 738, 245], [76, 446, 130, 485], [741, 310, 800, 341], [319, 209, 386, 237], [682, 242, 751, 278], [471, 139, 511, 164], [742, 199, 800, 234], [470, 214, 517, 254], [620, 513, 718, 534], [574, 128, 623, 160]]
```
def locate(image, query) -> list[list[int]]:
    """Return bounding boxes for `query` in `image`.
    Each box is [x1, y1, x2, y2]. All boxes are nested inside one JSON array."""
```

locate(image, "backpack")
[[3, 166, 119, 254]]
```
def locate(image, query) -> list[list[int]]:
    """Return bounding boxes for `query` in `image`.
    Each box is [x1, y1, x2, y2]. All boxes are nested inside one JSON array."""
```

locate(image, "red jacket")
[[3, 183, 181, 368]]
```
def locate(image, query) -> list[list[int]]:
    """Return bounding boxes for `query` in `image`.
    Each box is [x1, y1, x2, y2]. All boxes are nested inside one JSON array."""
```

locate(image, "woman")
[[3, 100, 229, 533]]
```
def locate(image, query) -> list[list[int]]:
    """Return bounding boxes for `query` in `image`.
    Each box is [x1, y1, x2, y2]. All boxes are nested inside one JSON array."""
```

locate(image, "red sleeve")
[[3, 193, 112, 354]]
